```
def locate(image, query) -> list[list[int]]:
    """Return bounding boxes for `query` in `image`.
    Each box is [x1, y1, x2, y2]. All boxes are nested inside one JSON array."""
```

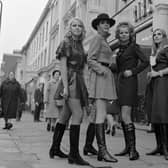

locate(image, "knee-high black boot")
[[126, 123, 139, 160], [68, 125, 89, 165], [115, 122, 129, 156], [83, 123, 98, 155], [146, 124, 163, 155], [160, 124, 168, 160], [49, 123, 68, 158], [96, 123, 118, 162]]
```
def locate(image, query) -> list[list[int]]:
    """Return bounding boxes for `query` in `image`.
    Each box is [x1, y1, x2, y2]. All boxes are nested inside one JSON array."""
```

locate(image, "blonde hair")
[[152, 28, 168, 56], [65, 17, 86, 41], [115, 22, 135, 42]]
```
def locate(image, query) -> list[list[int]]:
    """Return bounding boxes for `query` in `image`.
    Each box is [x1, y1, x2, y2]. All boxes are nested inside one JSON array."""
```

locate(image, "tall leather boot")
[[96, 123, 118, 163], [146, 124, 163, 155], [126, 123, 139, 160], [68, 125, 89, 166], [160, 124, 168, 160], [49, 123, 68, 158], [83, 123, 98, 155], [115, 122, 129, 156]]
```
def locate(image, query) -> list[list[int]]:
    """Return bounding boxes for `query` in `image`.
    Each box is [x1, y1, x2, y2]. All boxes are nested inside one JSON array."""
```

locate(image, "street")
[[0, 112, 167, 168]]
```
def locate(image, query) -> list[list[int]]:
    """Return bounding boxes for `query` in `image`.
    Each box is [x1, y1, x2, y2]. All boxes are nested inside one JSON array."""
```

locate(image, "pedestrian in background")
[[44, 70, 61, 132], [145, 28, 168, 160], [0, 71, 23, 129], [49, 17, 89, 166], [34, 83, 44, 122], [16, 84, 27, 121], [114, 22, 148, 160], [87, 13, 118, 163]]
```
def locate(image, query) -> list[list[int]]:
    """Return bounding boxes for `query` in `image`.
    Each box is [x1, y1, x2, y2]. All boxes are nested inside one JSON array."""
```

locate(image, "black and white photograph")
[[0, 0, 168, 168]]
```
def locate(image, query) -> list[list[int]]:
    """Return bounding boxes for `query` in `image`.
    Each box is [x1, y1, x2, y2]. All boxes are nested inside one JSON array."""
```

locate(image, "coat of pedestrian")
[[0, 71, 23, 129], [34, 83, 44, 122], [16, 85, 27, 121], [49, 17, 90, 166], [114, 22, 149, 160], [87, 13, 118, 163], [44, 70, 61, 131], [145, 28, 168, 160]]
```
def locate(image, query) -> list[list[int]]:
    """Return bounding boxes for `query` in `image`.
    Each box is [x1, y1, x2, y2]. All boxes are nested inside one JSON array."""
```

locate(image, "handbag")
[[54, 80, 64, 107]]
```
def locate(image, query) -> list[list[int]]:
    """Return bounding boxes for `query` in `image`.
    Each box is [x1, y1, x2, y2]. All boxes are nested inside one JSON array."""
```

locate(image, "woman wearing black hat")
[[87, 13, 118, 163]]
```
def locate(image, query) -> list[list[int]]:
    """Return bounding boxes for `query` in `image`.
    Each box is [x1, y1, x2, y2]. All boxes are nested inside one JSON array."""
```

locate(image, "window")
[[46, 21, 48, 41], [44, 49, 47, 66]]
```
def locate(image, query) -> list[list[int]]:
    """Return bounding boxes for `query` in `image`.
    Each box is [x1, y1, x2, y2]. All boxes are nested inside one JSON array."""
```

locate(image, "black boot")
[[146, 124, 163, 155], [68, 125, 89, 166], [96, 123, 118, 163], [126, 123, 139, 161], [49, 123, 68, 159], [83, 123, 97, 156], [160, 124, 168, 160], [115, 122, 129, 156]]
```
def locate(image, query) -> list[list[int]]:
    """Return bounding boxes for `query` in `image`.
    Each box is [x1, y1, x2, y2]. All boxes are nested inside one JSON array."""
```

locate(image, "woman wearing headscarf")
[[44, 70, 61, 131], [87, 13, 118, 163], [49, 17, 89, 166], [145, 28, 168, 160], [0, 71, 22, 129], [114, 22, 148, 160]]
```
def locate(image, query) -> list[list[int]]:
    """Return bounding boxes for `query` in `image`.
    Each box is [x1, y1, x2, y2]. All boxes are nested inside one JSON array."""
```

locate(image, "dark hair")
[[52, 70, 61, 77]]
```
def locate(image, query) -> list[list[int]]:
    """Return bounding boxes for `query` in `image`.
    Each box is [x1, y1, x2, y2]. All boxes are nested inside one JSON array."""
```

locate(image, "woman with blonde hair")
[[114, 22, 148, 160], [49, 17, 89, 166], [145, 28, 168, 160]]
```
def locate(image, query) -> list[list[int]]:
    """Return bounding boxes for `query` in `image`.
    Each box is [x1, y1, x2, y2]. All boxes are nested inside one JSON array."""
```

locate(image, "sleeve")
[[131, 44, 149, 75], [163, 46, 168, 61], [0, 83, 3, 98], [87, 35, 105, 75], [56, 38, 71, 60], [34, 89, 38, 103], [44, 82, 50, 103]]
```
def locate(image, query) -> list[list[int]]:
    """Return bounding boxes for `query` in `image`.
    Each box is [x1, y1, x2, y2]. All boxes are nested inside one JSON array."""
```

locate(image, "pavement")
[[0, 112, 167, 168]]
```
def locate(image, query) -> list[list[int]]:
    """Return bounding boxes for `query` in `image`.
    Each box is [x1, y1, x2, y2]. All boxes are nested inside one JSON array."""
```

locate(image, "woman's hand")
[[62, 87, 69, 100], [147, 70, 159, 78], [123, 70, 133, 77], [102, 66, 109, 76]]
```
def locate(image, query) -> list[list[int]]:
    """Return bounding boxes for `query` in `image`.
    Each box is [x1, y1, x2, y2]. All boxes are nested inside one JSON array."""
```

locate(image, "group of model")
[[47, 12, 168, 166]]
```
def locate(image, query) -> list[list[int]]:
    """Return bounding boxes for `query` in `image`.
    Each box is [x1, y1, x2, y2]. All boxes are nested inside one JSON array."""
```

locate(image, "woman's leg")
[[83, 107, 97, 155], [120, 105, 139, 160], [67, 98, 89, 165], [95, 99, 118, 163], [47, 118, 51, 131], [49, 103, 71, 159]]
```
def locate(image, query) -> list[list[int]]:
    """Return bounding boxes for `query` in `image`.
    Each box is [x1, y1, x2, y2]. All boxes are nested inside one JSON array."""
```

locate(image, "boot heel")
[[68, 158, 74, 164], [49, 149, 54, 159], [83, 150, 88, 156], [97, 156, 103, 161]]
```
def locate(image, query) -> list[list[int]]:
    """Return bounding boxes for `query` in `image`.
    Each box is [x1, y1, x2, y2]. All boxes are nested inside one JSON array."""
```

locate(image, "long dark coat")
[[145, 46, 168, 123], [116, 43, 149, 106], [0, 78, 22, 119]]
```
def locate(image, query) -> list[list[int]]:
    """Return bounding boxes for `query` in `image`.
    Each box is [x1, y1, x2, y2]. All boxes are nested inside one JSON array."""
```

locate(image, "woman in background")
[[0, 71, 22, 129], [44, 70, 61, 131]]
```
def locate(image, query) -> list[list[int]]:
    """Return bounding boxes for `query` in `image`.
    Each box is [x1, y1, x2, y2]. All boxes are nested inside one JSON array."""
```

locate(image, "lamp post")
[[0, 0, 3, 31]]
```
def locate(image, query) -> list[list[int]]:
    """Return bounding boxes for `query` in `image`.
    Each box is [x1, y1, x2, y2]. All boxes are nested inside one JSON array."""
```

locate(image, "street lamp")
[[0, 0, 3, 31]]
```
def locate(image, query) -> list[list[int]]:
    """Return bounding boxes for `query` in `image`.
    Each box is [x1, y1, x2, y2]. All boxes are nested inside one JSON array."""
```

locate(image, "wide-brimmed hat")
[[92, 13, 116, 30]]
